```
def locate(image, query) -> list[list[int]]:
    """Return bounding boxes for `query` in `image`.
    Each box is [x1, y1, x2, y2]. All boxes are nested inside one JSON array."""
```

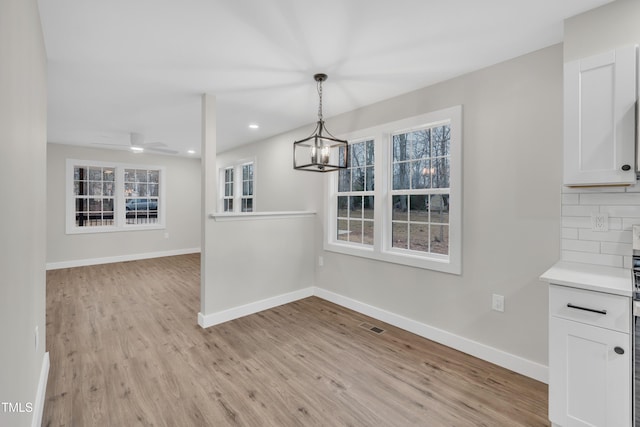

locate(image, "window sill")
[[324, 241, 460, 275], [66, 224, 165, 234], [209, 211, 316, 222]]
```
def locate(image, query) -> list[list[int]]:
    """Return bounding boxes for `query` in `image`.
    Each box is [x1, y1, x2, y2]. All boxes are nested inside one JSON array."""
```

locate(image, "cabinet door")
[[549, 316, 631, 427], [564, 45, 637, 186]]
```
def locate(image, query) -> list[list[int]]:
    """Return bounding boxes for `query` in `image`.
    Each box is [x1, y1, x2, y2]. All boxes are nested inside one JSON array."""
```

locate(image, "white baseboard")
[[198, 287, 315, 328], [313, 288, 548, 384], [46, 248, 201, 270], [197, 286, 548, 383], [31, 352, 49, 427]]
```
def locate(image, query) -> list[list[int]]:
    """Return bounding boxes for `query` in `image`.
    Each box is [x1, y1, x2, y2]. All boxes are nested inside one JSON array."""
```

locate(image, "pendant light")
[[293, 73, 348, 172]]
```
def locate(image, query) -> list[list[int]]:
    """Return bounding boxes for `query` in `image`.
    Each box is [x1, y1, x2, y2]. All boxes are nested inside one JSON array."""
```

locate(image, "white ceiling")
[[38, 0, 612, 157]]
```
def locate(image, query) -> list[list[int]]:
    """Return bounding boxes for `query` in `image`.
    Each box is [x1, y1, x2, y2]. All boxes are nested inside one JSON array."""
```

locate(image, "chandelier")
[[293, 73, 348, 172]]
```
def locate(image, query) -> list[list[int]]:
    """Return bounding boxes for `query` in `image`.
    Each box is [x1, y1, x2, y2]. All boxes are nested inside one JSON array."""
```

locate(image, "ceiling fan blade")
[[141, 141, 168, 148], [91, 142, 128, 148], [145, 147, 179, 154], [92, 133, 177, 154]]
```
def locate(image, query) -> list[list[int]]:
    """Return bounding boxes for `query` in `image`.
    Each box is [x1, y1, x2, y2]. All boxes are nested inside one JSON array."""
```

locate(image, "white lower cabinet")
[[548, 285, 631, 427]]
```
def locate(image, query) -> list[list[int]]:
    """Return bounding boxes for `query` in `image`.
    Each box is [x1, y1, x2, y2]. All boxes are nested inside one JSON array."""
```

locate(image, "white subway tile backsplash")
[[624, 183, 640, 193], [561, 216, 592, 228], [562, 194, 579, 205], [622, 218, 640, 230], [561, 205, 599, 217], [562, 186, 626, 194], [578, 229, 632, 243], [608, 217, 623, 230], [580, 192, 640, 206], [561, 239, 600, 253], [561, 187, 579, 194], [561, 228, 579, 239], [561, 189, 636, 269], [561, 250, 624, 268], [599, 205, 640, 217], [601, 241, 632, 256], [624, 256, 633, 269]]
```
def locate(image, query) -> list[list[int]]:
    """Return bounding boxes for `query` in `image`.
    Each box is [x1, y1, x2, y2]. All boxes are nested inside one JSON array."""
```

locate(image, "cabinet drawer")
[[549, 285, 630, 333]]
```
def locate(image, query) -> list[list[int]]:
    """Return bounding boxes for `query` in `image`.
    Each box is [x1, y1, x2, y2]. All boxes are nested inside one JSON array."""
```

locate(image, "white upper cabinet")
[[564, 45, 637, 186]]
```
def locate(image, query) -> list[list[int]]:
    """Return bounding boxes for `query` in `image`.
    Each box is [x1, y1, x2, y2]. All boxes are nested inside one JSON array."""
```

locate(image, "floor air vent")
[[359, 322, 385, 335]]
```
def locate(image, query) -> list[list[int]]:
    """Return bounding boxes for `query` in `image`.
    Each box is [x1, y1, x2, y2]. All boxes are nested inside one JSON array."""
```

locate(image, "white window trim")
[[65, 159, 166, 234], [218, 158, 257, 213], [334, 137, 376, 247], [325, 105, 462, 274], [222, 166, 235, 212]]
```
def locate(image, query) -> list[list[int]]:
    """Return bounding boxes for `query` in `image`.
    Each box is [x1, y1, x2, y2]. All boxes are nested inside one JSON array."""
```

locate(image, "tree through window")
[[326, 105, 461, 274], [66, 160, 165, 233], [337, 140, 374, 245], [391, 124, 450, 255], [219, 161, 255, 213]]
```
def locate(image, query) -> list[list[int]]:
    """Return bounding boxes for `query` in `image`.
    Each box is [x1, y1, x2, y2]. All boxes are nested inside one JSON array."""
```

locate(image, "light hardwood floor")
[[43, 254, 549, 426]]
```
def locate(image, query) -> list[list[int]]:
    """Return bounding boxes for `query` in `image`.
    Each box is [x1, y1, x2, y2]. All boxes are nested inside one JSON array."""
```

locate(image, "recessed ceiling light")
[[248, 123, 259, 129], [130, 146, 144, 153], [187, 149, 196, 154]]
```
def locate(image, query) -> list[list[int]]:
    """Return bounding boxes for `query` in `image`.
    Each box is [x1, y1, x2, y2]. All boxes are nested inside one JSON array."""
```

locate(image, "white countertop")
[[540, 261, 633, 297]]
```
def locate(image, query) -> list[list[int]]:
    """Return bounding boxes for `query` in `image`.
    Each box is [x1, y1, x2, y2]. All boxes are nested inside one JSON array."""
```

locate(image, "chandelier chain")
[[317, 79, 323, 122]]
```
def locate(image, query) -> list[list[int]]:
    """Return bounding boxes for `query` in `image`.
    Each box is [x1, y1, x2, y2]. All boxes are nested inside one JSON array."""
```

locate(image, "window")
[[219, 161, 255, 213], [223, 167, 234, 212], [72, 165, 116, 227], [337, 140, 374, 245], [391, 124, 450, 255], [66, 159, 165, 234], [124, 168, 160, 225], [326, 106, 462, 274], [241, 163, 254, 212]]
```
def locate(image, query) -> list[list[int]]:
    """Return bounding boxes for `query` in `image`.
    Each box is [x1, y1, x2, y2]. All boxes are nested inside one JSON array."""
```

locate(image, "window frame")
[[222, 166, 235, 212], [240, 163, 255, 212], [335, 138, 376, 247], [66, 159, 166, 234], [325, 106, 462, 274], [218, 159, 256, 213]]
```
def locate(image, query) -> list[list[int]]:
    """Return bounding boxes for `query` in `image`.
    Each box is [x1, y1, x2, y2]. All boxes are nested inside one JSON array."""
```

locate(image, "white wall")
[[47, 144, 201, 268], [564, 0, 640, 62], [560, 0, 640, 268], [0, 1, 48, 426], [201, 94, 217, 316], [216, 130, 323, 212], [317, 45, 562, 368], [201, 94, 323, 318], [217, 45, 563, 372], [201, 213, 316, 321]]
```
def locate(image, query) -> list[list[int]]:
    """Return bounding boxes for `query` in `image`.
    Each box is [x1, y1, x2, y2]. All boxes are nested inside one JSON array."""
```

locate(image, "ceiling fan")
[[92, 132, 178, 154]]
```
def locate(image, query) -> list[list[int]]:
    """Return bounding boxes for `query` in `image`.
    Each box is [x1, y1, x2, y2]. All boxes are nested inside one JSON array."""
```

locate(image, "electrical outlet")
[[34, 326, 39, 351], [164, 232, 169, 239], [591, 213, 608, 232], [492, 294, 505, 312], [318, 256, 324, 267]]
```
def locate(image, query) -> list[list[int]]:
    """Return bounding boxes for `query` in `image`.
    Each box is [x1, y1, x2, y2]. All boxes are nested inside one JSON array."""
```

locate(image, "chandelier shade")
[[293, 74, 348, 172]]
